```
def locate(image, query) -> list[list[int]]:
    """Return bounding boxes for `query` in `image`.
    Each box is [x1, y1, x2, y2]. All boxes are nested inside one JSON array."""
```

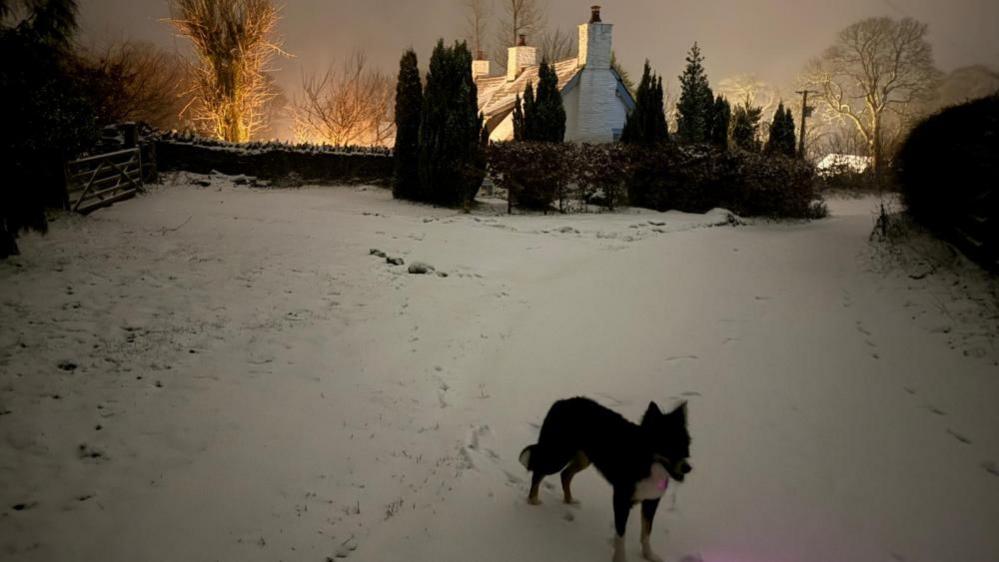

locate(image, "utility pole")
[[795, 89, 818, 158]]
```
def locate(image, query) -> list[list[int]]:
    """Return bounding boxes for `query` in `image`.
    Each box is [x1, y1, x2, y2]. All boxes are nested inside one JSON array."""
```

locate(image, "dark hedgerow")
[[489, 142, 824, 219], [895, 94, 999, 269]]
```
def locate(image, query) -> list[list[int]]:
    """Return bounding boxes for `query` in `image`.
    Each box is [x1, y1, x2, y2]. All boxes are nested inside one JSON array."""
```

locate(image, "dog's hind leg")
[[640, 499, 663, 562], [528, 471, 544, 505], [560, 451, 590, 504], [524, 443, 574, 505]]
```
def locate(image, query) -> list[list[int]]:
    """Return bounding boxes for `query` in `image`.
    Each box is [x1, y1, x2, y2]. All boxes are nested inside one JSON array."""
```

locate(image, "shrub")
[[489, 142, 570, 211]]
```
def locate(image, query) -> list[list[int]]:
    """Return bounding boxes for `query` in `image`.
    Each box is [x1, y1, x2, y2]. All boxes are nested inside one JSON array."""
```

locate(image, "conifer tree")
[[621, 60, 668, 146], [781, 106, 797, 156], [731, 101, 763, 152], [418, 39, 485, 207], [531, 60, 566, 142], [676, 43, 714, 144], [522, 82, 536, 141], [764, 104, 797, 157], [393, 49, 422, 200], [512, 92, 525, 141], [708, 95, 731, 149]]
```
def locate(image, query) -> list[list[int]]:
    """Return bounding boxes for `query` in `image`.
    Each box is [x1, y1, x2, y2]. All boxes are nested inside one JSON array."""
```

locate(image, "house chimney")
[[578, 6, 612, 70], [472, 51, 491, 80], [506, 35, 537, 81]]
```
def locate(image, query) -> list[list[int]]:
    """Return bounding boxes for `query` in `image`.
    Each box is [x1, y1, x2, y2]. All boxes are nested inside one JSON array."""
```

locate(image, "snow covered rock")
[[408, 262, 435, 275]]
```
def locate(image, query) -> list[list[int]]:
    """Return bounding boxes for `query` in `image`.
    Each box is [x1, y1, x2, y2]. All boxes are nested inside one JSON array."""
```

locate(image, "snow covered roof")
[[816, 154, 872, 175], [475, 58, 583, 122]]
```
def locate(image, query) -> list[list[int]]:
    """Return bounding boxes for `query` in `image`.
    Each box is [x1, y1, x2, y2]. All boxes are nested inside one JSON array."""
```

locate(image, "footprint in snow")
[[982, 461, 999, 477], [946, 429, 971, 444]]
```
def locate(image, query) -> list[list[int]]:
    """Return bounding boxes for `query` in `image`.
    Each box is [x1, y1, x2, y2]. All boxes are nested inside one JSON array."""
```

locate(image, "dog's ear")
[[642, 401, 663, 425], [668, 400, 688, 425]]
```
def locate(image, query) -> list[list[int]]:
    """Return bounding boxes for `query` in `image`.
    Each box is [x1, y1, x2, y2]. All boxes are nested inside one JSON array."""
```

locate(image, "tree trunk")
[[871, 113, 883, 187], [0, 224, 20, 259]]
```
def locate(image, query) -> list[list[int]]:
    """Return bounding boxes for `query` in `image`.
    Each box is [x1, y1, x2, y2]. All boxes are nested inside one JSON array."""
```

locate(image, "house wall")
[[489, 113, 515, 143], [569, 68, 628, 143]]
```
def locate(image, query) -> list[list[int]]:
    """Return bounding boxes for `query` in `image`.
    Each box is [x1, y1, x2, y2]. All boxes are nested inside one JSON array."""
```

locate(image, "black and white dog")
[[520, 397, 692, 562]]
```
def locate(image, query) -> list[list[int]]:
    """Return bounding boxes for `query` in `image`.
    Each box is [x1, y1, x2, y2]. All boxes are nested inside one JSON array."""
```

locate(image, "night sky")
[[78, 0, 999, 103]]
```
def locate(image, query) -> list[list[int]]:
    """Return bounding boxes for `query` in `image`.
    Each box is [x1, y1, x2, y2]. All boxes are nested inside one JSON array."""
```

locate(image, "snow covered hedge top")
[[153, 130, 392, 157]]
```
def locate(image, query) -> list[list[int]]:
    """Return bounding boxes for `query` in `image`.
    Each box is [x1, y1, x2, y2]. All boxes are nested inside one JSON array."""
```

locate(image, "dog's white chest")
[[633, 462, 670, 501]]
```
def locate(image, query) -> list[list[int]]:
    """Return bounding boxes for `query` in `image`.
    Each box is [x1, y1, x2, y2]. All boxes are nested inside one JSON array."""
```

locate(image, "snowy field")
[[1, 176, 998, 562]]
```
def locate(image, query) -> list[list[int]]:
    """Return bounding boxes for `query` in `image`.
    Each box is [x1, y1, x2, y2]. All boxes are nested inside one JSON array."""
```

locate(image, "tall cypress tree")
[[418, 39, 485, 207], [708, 95, 731, 149], [621, 60, 668, 146], [676, 43, 714, 144], [764, 104, 797, 157], [512, 92, 525, 141], [532, 60, 566, 142], [393, 49, 422, 200], [781, 106, 797, 156], [522, 82, 537, 141]]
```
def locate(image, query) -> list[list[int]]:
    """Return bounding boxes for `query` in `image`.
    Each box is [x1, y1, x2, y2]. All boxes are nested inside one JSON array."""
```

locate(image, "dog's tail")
[[519, 445, 535, 470]]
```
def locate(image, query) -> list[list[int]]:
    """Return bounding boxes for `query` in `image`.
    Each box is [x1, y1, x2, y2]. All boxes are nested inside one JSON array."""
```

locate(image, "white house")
[[474, 5, 635, 143]]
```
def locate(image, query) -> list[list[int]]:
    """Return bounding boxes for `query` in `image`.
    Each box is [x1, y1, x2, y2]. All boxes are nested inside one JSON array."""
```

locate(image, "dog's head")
[[642, 400, 693, 482]]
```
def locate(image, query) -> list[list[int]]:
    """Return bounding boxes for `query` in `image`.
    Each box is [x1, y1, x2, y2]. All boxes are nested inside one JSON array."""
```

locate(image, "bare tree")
[[717, 74, 780, 118], [462, 0, 491, 58], [293, 52, 395, 147], [82, 41, 188, 130], [537, 27, 573, 63], [802, 17, 941, 176], [168, 0, 286, 142], [491, 0, 546, 69]]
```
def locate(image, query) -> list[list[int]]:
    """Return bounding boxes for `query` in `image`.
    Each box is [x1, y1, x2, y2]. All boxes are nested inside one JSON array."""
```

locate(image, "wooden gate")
[[65, 148, 142, 214]]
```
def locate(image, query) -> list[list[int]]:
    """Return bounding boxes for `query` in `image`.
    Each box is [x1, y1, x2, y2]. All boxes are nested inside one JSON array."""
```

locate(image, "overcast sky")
[[78, 0, 999, 100]]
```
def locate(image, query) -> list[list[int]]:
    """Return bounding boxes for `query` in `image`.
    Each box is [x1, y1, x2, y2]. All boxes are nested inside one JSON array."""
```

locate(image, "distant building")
[[473, 6, 635, 143], [816, 154, 873, 176]]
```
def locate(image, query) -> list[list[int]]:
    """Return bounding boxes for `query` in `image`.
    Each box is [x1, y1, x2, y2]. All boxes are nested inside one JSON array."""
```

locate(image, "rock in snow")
[[408, 262, 435, 274]]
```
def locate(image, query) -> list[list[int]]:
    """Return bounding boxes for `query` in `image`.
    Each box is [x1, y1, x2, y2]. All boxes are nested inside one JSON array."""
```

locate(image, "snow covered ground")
[[1, 175, 997, 562]]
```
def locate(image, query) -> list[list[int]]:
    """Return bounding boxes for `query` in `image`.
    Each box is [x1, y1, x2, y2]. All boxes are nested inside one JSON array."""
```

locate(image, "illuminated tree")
[[168, 0, 285, 142], [294, 52, 395, 147], [803, 17, 941, 177]]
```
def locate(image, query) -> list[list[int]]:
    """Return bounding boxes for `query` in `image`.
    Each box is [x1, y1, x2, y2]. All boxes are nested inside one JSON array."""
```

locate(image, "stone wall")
[[155, 140, 394, 185]]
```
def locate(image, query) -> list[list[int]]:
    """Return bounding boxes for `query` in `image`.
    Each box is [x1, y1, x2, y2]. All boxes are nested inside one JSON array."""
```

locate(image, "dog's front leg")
[[612, 487, 633, 562], [640, 499, 663, 562]]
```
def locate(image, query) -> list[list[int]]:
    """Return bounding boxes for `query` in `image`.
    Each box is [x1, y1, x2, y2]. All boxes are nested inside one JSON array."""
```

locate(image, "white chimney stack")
[[506, 34, 537, 81], [575, 5, 616, 143], [472, 51, 491, 80], [578, 5, 612, 70]]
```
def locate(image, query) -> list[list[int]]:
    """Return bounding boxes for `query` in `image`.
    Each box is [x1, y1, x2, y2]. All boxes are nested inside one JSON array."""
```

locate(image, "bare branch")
[[292, 52, 395, 147]]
